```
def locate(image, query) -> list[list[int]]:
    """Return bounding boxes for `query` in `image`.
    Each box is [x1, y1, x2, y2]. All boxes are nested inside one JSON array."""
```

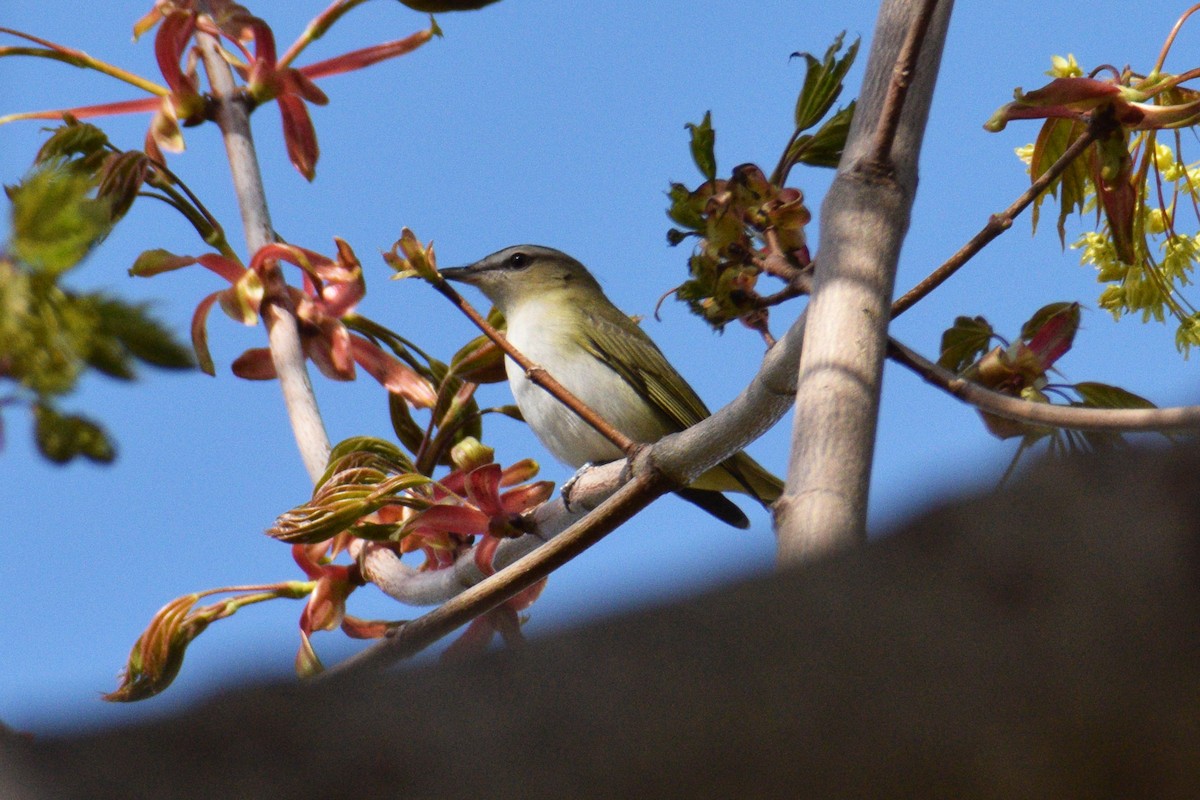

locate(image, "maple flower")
[[132, 239, 438, 406], [403, 459, 553, 575], [0, 0, 439, 178]]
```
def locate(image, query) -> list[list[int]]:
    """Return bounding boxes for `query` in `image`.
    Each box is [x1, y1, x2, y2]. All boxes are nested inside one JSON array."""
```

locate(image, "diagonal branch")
[[892, 126, 1099, 317], [428, 275, 637, 453], [887, 337, 1200, 432]]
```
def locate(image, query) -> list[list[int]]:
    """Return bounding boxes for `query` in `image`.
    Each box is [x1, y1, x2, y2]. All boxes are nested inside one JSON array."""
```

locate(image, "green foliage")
[[937, 315, 995, 372], [1, 150, 194, 465], [778, 33, 858, 180], [792, 32, 858, 133], [34, 404, 115, 464], [668, 164, 811, 331], [784, 101, 856, 170], [1027, 118, 1090, 246], [1072, 381, 1155, 411], [685, 111, 717, 182], [999, 44, 1200, 355], [7, 166, 112, 275], [939, 304, 1161, 471], [663, 34, 855, 335]]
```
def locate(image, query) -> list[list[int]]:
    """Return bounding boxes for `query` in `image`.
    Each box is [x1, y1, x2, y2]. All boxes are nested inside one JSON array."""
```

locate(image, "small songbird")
[[440, 245, 782, 528]]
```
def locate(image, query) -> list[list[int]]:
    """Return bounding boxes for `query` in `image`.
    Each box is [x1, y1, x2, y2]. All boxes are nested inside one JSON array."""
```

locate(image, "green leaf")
[[1072, 382, 1156, 410], [34, 119, 110, 167], [482, 404, 524, 422], [1029, 118, 1090, 245], [666, 182, 706, 230], [792, 33, 860, 133], [0, 263, 87, 396], [84, 332, 136, 381], [938, 315, 994, 372], [34, 404, 115, 464], [685, 111, 717, 181], [129, 248, 198, 277], [388, 394, 429, 460], [89, 295, 194, 369], [785, 101, 855, 169], [1019, 301, 1080, 342], [9, 166, 112, 275]]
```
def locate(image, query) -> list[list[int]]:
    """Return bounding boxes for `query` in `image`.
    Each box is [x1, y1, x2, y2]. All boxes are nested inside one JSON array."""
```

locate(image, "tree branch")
[[892, 125, 1099, 317], [777, 0, 954, 563], [428, 274, 637, 454], [194, 5, 331, 482], [329, 467, 670, 672], [866, 0, 942, 169], [887, 337, 1200, 432]]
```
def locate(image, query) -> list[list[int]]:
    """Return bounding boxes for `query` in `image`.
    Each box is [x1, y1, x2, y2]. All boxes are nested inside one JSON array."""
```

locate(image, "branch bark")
[[776, 0, 954, 563], [194, 7, 331, 482], [331, 467, 670, 672], [887, 337, 1200, 432]]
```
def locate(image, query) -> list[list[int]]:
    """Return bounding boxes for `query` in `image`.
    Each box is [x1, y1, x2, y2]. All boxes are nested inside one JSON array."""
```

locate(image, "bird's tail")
[[693, 451, 784, 507]]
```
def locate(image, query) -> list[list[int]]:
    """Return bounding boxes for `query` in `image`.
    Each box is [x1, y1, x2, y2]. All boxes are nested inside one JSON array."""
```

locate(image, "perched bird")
[[440, 245, 782, 528]]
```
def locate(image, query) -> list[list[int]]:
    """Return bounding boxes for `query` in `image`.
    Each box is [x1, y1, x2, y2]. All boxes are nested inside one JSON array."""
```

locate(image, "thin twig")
[[866, 0, 941, 169], [428, 275, 637, 454], [1154, 3, 1200, 74], [195, 4, 332, 482], [891, 126, 1099, 318], [887, 336, 1200, 432], [325, 470, 670, 674]]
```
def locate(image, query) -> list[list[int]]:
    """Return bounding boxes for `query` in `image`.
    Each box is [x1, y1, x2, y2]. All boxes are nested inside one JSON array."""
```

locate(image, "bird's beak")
[[438, 264, 480, 284], [439, 263, 480, 286]]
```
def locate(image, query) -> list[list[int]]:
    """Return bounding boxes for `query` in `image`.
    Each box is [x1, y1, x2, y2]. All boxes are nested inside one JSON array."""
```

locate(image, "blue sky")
[[1, 2, 1192, 731]]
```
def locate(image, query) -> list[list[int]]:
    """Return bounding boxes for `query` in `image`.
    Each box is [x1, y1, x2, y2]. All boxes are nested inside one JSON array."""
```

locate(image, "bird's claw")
[[560, 462, 598, 513]]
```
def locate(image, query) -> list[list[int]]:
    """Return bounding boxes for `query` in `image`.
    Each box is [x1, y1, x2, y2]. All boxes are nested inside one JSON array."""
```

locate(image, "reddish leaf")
[[1021, 302, 1080, 369], [299, 28, 437, 81], [231, 347, 277, 380], [464, 463, 504, 516], [498, 481, 554, 515], [190, 291, 221, 375], [407, 503, 489, 536], [349, 335, 438, 406], [277, 93, 319, 180]]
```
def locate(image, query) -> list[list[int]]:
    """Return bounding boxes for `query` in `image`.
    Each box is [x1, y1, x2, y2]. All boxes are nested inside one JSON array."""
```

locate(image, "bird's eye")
[[508, 252, 529, 269]]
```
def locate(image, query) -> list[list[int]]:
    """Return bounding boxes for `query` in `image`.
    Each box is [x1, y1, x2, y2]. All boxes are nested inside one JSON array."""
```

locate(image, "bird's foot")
[[560, 463, 599, 513]]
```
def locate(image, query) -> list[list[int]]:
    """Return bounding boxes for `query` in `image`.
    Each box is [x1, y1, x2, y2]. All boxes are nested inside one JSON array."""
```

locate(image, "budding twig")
[[886, 336, 1200, 432], [428, 275, 638, 455], [891, 125, 1100, 318]]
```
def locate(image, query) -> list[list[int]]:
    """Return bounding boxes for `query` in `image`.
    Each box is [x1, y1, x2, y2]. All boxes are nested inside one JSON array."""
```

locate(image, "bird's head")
[[440, 245, 603, 314]]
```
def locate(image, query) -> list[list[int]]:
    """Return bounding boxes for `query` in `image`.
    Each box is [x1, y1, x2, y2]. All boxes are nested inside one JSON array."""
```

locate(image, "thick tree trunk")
[[776, 0, 953, 561]]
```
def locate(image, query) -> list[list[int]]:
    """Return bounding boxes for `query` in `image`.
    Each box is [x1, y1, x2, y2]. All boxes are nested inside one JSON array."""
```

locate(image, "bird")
[[439, 244, 782, 528]]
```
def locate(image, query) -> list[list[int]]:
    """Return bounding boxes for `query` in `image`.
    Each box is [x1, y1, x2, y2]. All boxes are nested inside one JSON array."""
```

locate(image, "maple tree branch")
[[328, 468, 670, 673], [195, 4, 331, 482], [866, 0, 941, 170], [427, 274, 637, 454], [780, 0, 952, 561], [892, 125, 1100, 318], [887, 337, 1200, 431]]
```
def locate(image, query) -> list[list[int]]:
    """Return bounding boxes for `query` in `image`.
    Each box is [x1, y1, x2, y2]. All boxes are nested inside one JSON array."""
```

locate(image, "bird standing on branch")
[[441, 245, 781, 528]]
